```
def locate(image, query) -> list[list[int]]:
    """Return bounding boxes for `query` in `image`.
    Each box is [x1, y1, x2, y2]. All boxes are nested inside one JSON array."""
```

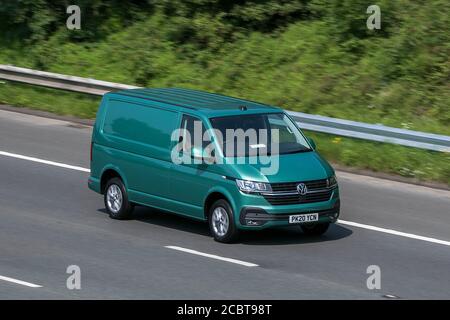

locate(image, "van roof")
[[113, 88, 280, 115]]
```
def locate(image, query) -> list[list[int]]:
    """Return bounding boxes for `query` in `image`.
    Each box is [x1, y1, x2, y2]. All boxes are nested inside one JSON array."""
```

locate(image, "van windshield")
[[209, 113, 312, 157]]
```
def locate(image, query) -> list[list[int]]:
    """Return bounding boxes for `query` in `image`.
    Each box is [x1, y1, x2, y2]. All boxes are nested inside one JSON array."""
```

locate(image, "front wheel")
[[208, 199, 239, 243], [301, 222, 330, 236], [104, 177, 134, 220]]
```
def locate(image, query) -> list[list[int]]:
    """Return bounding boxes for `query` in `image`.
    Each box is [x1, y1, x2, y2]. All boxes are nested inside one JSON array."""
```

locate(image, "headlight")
[[328, 174, 338, 187], [236, 179, 272, 193]]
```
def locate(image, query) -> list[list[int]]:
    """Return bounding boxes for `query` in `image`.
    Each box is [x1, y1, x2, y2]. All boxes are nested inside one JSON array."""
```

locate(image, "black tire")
[[301, 222, 330, 236], [208, 199, 239, 243], [104, 177, 134, 220]]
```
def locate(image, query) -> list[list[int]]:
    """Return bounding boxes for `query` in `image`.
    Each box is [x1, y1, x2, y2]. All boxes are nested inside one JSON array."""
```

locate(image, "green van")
[[88, 88, 340, 242]]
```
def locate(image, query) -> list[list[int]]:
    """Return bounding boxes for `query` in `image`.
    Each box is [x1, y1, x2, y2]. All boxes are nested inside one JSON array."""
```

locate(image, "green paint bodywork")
[[89, 88, 339, 230]]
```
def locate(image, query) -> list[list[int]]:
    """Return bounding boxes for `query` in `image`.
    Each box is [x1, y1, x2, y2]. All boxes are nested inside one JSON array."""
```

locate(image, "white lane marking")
[[0, 151, 90, 173], [0, 275, 42, 288], [165, 246, 259, 267], [1, 150, 450, 248], [338, 220, 450, 247]]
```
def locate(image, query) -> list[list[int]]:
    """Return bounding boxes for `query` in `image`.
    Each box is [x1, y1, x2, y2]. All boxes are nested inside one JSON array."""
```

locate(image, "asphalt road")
[[0, 109, 449, 299]]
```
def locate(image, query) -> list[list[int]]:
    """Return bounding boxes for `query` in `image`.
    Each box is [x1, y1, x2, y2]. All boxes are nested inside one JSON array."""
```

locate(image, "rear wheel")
[[104, 177, 134, 220], [301, 222, 330, 236], [208, 199, 239, 243]]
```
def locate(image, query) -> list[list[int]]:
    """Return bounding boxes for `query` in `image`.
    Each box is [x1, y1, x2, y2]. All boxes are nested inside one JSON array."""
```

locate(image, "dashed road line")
[[0, 150, 90, 173], [165, 246, 259, 267], [0, 275, 42, 288]]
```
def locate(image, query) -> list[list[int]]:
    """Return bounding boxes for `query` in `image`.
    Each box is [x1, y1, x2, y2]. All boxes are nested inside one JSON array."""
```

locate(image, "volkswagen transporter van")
[[88, 88, 340, 243]]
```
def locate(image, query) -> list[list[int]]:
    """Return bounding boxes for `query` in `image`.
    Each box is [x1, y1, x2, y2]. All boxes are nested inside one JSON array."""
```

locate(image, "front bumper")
[[239, 199, 340, 229]]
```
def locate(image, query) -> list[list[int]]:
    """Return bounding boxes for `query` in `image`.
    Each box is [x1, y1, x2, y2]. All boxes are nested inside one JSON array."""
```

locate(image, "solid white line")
[[165, 246, 259, 267], [1, 150, 449, 248], [0, 275, 42, 288], [0, 151, 90, 173], [338, 219, 450, 247]]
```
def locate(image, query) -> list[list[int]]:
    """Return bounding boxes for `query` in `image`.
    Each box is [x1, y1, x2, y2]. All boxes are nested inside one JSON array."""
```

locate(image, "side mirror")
[[191, 146, 215, 164], [191, 146, 204, 161], [307, 137, 316, 150]]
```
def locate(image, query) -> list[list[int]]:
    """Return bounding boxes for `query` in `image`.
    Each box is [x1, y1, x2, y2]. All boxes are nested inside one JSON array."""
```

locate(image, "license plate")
[[289, 213, 318, 224]]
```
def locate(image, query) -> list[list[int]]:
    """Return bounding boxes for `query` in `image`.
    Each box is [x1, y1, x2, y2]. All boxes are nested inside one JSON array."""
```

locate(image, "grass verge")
[[0, 81, 100, 119]]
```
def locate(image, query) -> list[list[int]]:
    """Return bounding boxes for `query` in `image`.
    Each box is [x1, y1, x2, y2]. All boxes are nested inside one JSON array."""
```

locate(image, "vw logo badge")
[[297, 183, 308, 195]]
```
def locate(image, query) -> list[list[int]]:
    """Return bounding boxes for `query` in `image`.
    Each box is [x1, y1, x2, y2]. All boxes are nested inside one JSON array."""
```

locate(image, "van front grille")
[[270, 179, 328, 193], [262, 190, 332, 205], [263, 179, 333, 205]]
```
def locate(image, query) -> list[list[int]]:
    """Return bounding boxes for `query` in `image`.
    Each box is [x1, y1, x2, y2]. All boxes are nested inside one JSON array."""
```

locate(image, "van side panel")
[[102, 99, 176, 160], [167, 165, 225, 219], [95, 98, 179, 202]]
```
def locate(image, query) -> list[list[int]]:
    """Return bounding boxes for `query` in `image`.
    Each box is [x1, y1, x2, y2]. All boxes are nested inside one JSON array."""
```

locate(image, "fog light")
[[245, 218, 267, 226]]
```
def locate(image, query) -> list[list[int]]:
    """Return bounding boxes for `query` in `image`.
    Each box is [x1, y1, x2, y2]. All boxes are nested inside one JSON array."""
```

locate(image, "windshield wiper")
[[282, 148, 312, 155]]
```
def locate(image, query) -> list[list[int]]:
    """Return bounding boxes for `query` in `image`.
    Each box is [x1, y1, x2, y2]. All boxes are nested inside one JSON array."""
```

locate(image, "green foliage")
[[0, 0, 449, 183], [0, 0, 154, 42]]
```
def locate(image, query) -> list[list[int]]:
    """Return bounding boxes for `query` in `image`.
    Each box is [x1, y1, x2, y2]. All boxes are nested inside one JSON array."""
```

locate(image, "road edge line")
[[338, 219, 450, 247]]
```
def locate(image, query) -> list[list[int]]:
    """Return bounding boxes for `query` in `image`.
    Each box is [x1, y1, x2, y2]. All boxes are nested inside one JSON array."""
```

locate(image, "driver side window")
[[179, 114, 208, 154]]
